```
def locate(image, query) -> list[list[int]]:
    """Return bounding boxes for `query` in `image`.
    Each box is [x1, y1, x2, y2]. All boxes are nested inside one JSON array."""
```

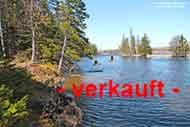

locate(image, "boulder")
[[42, 92, 82, 127]]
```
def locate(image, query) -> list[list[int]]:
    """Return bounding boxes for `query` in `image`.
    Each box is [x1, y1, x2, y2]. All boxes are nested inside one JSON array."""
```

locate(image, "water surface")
[[77, 55, 190, 127]]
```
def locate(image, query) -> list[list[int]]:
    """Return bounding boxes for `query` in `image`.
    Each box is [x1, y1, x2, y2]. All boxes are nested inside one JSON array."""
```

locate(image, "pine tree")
[[179, 35, 189, 57], [138, 33, 152, 57], [120, 34, 130, 56], [130, 28, 136, 56], [56, 1, 72, 73], [120, 34, 126, 53], [57, 0, 90, 73], [136, 35, 140, 54], [30, 0, 41, 63]]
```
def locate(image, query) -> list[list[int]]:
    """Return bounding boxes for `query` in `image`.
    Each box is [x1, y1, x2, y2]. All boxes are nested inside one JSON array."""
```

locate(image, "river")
[[77, 55, 190, 127]]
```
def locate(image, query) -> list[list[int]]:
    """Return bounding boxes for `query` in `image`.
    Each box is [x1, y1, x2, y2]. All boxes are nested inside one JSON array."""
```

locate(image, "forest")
[[0, 0, 97, 71], [0, 0, 97, 126]]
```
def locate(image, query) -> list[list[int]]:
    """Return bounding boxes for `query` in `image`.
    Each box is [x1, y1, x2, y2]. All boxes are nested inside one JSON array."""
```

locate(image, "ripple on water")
[[78, 56, 190, 127]]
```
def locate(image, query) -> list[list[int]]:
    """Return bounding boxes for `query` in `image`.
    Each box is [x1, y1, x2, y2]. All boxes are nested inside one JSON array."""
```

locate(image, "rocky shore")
[[15, 62, 83, 127], [42, 91, 82, 127]]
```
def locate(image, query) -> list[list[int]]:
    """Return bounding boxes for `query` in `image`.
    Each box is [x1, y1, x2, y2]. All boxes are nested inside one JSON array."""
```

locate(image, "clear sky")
[[84, 0, 190, 50]]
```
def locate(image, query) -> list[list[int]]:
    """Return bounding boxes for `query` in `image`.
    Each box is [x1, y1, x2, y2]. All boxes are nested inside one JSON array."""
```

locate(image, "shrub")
[[0, 85, 28, 127]]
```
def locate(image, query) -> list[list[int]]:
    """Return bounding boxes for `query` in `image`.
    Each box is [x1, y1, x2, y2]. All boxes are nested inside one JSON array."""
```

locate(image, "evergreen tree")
[[130, 28, 136, 55], [138, 33, 152, 57], [136, 35, 140, 54], [55, 0, 90, 72], [120, 34, 130, 56], [120, 34, 126, 53]]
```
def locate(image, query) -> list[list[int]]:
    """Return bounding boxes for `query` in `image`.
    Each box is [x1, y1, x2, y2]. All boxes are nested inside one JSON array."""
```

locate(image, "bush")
[[15, 49, 32, 63], [0, 84, 28, 127]]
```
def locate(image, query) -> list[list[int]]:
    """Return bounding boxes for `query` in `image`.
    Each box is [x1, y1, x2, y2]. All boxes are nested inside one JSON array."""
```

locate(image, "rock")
[[42, 92, 82, 127]]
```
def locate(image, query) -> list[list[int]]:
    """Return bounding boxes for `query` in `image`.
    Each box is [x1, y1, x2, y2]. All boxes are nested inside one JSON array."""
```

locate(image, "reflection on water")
[[64, 74, 83, 91], [77, 56, 190, 127]]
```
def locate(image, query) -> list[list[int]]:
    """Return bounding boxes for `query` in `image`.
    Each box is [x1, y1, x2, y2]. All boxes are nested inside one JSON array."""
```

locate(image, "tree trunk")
[[58, 35, 67, 73], [0, 18, 6, 57], [30, 0, 36, 63], [31, 26, 36, 63]]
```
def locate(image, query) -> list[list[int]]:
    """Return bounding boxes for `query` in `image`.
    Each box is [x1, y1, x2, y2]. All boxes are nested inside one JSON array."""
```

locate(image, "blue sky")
[[84, 0, 190, 50]]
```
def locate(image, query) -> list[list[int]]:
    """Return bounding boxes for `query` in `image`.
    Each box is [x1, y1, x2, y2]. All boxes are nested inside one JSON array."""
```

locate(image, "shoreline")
[[147, 54, 172, 58], [120, 54, 190, 58], [119, 53, 173, 58]]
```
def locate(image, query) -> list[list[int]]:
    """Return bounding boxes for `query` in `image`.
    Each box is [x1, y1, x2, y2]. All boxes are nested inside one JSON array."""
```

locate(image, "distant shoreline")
[[147, 54, 172, 58], [99, 47, 190, 58], [119, 54, 172, 58], [99, 47, 173, 58]]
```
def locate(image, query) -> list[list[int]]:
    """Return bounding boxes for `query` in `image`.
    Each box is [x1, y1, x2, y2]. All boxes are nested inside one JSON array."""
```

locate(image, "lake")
[[77, 55, 190, 127]]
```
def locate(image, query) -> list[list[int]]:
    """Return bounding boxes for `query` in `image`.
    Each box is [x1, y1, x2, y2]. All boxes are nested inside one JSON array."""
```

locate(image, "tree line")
[[0, 0, 97, 73], [120, 30, 190, 57], [119, 29, 152, 57]]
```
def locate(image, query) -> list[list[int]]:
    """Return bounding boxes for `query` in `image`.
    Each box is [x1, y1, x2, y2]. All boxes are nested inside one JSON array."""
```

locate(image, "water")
[[77, 55, 190, 127]]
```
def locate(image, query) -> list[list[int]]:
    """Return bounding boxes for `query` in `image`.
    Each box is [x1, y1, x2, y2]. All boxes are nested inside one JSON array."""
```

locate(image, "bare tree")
[[170, 36, 179, 57]]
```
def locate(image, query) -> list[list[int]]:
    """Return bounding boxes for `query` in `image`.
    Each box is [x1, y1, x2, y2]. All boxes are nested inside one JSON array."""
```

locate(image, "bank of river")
[[76, 55, 190, 127]]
